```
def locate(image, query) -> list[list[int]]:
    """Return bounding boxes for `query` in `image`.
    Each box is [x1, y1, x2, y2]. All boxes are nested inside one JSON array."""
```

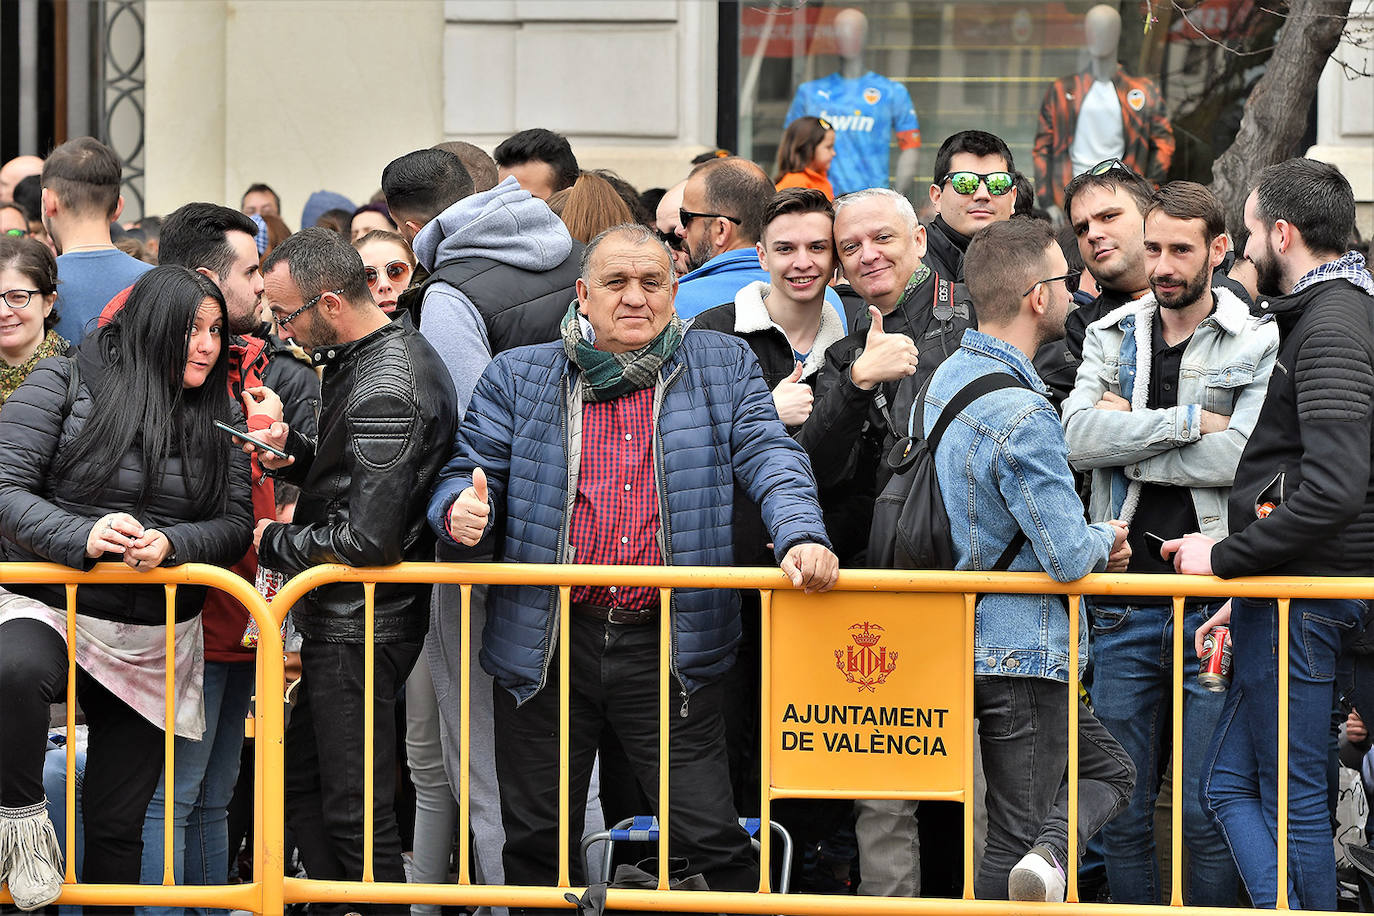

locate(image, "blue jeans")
[[139, 661, 255, 916], [1089, 601, 1237, 905], [1202, 596, 1368, 909]]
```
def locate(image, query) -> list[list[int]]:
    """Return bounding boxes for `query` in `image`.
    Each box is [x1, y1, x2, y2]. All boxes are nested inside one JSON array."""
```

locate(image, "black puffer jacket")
[[259, 313, 458, 643], [1213, 279, 1374, 578], [922, 215, 970, 283], [0, 348, 254, 624]]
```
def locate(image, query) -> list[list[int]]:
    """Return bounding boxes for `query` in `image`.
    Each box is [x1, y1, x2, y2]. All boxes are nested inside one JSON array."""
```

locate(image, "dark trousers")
[[493, 614, 756, 914], [283, 637, 422, 916], [0, 617, 166, 915], [975, 674, 1136, 899]]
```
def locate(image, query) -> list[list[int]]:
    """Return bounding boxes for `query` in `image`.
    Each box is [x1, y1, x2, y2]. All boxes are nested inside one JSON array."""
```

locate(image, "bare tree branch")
[[1209, 0, 1355, 232]]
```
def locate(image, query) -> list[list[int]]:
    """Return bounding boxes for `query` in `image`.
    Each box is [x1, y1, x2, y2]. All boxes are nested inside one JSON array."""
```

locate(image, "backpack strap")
[[920, 372, 1029, 571], [924, 372, 1023, 453]]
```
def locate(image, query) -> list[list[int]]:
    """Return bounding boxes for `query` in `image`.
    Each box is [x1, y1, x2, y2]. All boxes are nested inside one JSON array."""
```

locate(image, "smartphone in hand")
[[1144, 531, 1169, 562], [214, 420, 289, 460]]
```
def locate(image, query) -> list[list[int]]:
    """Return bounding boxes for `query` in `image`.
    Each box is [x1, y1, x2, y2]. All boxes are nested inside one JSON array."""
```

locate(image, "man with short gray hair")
[[799, 185, 980, 898]]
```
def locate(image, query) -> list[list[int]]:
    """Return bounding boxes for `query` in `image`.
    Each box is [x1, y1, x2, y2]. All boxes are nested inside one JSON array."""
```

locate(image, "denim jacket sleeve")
[[1001, 400, 1116, 581], [1063, 318, 1201, 469], [1126, 326, 1278, 487]]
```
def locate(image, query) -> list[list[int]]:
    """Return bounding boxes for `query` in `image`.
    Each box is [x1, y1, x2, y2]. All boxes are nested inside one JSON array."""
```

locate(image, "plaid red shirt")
[[569, 386, 662, 609]]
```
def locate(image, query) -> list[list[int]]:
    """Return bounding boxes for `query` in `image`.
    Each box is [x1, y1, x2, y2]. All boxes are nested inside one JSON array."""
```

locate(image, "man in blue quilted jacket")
[[428, 223, 837, 910]]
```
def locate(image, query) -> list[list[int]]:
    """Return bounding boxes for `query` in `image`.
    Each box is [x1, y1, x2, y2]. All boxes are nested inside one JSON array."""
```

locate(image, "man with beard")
[[1164, 159, 1374, 910], [674, 156, 845, 321], [1062, 182, 1276, 906], [248, 228, 458, 914], [1034, 161, 1154, 407]]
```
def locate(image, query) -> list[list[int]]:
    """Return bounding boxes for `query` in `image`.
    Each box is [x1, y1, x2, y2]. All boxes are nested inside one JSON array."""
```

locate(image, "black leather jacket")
[[260, 314, 458, 643]]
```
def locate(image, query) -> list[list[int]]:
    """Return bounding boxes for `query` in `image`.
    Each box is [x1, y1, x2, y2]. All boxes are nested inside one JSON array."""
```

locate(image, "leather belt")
[[571, 602, 657, 625]]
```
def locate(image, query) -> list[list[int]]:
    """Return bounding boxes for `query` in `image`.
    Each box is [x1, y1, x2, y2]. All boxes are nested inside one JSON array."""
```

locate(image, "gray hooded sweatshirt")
[[411, 175, 574, 417]]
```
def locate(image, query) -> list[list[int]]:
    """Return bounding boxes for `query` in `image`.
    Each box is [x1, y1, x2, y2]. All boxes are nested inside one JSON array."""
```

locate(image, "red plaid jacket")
[[1032, 67, 1175, 209]]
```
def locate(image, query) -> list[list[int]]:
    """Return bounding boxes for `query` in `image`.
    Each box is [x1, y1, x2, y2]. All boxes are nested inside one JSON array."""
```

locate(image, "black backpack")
[[868, 372, 1028, 570]]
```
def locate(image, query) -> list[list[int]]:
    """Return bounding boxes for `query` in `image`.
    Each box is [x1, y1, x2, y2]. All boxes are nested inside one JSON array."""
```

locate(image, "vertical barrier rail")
[[7, 562, 1363, 914], [458, 582, 473, 887], [1171, 595, 1186, 907], [962, 592, 977, 899], [1067, 593, 1082, 904], [162, 583, 178, 886], [0, 562, 276, 913], [363, 581, 376, 884], [557, 584, 572, 889], [757, 588, 773, 895], [63, 583, 78, 885], [1278, 596, 1291, 909], [657, 585, 673, 888]]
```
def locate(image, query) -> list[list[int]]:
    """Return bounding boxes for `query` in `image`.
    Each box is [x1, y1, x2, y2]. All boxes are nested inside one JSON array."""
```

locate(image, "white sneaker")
[[1008, 844, 1066, 902], [0, 799, 64, 911]]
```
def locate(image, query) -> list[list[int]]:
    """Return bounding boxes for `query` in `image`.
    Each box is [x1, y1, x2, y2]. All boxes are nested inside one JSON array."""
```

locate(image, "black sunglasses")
[[656, 229, 684, 252], [1022, 270, 1081, 298], [679, 208, 741, 228]]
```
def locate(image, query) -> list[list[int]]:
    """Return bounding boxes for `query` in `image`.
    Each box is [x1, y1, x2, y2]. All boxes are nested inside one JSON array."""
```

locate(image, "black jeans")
[[974, 674, 1136, 899], [283, 637, 422, 916], [493, 614, 756, 914], [0, 617, 165, 915]]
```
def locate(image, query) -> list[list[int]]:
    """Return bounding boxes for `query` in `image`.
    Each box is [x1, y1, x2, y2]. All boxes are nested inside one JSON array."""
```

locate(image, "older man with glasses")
[[245, 227, 458, 915]]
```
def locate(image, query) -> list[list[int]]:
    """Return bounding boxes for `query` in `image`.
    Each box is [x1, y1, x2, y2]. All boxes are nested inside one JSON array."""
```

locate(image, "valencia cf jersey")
[[785, 71, 921, 196]]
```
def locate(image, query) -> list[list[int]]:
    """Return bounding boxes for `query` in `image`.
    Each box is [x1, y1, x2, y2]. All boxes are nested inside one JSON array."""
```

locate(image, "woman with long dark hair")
[[0, 266, 253, 912]]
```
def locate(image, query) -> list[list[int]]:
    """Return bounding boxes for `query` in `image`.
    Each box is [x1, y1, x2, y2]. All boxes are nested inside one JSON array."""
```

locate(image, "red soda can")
[[1199, 625, 1232, 692]]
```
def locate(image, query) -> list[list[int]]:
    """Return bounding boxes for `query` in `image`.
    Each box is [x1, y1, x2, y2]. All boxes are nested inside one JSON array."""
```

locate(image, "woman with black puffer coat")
[[0, 266, 253, 913]]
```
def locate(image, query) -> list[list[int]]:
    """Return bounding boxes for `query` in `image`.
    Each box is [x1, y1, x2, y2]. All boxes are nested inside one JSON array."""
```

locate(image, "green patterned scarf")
[[0, 328, 70, 406], [560, 302, 684, 402]]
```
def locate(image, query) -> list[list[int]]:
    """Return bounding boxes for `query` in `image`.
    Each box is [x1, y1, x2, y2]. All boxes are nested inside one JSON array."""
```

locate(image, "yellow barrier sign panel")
[[769, 591, 968, 798]]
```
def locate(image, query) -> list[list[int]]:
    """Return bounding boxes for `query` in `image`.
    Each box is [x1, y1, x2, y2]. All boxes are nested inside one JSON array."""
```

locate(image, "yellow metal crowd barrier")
[[2, 561, 1371, 914]]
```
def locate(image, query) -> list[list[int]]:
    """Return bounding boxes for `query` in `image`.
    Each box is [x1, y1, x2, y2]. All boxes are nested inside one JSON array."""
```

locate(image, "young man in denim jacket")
[[1062, 182, 1277, 905], [924, 218, 1136, 901]]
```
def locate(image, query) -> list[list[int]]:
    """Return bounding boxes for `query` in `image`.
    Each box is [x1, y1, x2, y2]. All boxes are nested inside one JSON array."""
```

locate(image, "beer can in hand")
[[1199, 624, 1232, 692]]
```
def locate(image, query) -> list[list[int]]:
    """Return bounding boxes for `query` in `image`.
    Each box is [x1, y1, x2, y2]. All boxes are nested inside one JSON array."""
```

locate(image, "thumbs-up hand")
[[447, 467, 492, 546], [772, 361, 814, 427], [850, 306, 919, 391]]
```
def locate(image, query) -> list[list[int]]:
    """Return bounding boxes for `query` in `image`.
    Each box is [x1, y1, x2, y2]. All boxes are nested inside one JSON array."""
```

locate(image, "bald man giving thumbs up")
[[795, 187, 981, 898]]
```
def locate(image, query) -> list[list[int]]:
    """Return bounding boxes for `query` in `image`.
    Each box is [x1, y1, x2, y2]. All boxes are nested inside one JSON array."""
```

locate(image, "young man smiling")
[[693, 189, 849, 820], [693, 188, 847, 429]]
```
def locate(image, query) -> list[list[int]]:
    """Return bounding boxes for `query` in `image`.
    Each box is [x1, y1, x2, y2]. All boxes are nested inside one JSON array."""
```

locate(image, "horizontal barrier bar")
[[284, 878, 1260, 915], [4, 560, 1366, 914], [267, 561, 1374, 623], [0, 562, 281, 915]]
